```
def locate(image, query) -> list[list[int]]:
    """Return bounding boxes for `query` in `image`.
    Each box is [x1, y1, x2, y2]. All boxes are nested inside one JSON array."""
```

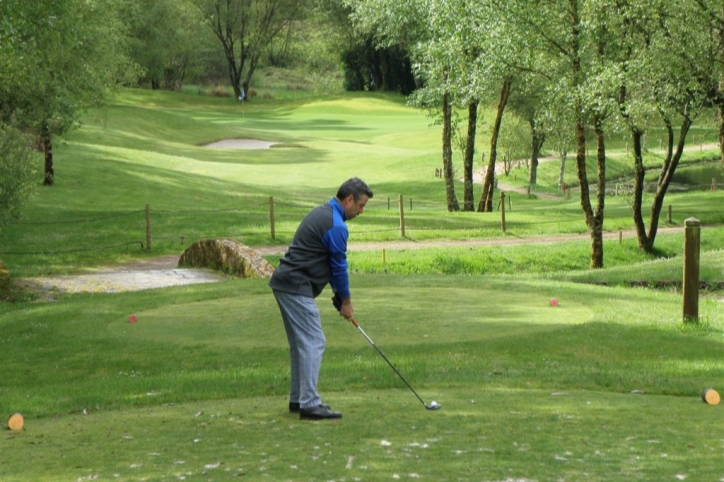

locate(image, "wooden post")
[[508, 195, 512, 212], [388, 197, 390, 210], [619, 230, 622, 244], [145, 203, 151, 251], [683, 218, 701, 323], [382, 249, 386, 264], [500, 191, 506, 233], [667, 205, 672, 224], [398, 194, 406, 237], [711, 178, 717, 191], [269, 196, 275, 240], [410, 197, 413, 211]]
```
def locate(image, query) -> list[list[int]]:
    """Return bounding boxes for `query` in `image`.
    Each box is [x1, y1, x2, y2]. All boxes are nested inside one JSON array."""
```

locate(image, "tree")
[[194, 0, 307, 99], [461, 100, 479, 211], [506, 71, 553, 187], [689, 0, 724, 168], [478, 77, 512, 212], [121, 0, 202, 91], [497, 113, 530, 176], [349, 0, 462, 210], [492, 0, 610, 268], [611, 0, 714, 252], [0, 125, 37, 227], [350, 0, 515, 212], [0, 0, 138, 185], [441, 71, 461, 211]]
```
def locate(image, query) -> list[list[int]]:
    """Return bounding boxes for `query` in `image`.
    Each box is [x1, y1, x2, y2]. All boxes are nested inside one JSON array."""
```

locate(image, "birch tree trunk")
[[478, 77, 512, 212], [463, 101, 478, 211], [442, 87, 460, 212]]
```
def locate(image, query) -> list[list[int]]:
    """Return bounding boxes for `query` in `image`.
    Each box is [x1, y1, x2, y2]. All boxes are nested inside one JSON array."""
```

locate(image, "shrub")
[[0, 124, 37, 227]]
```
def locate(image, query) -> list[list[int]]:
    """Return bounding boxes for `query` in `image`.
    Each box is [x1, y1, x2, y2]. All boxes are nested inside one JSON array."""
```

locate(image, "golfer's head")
[[337, 177, 373, 220]]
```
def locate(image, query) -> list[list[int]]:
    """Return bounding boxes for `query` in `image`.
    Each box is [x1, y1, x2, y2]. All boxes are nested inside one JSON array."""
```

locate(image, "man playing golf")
[[269, 177, 373, 420]]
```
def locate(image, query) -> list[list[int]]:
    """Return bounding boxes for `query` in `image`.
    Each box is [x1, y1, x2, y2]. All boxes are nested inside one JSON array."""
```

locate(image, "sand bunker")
[[204, 138, 279, 149]]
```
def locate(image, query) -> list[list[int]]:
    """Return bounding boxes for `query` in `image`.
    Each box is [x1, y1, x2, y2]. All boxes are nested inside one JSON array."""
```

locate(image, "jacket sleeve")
[[323, 224, 350, 299]]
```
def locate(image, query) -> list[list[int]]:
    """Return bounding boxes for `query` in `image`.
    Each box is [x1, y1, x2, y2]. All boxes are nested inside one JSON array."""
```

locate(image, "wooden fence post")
[[145, 203, 151, 251], [398, 194, 406, 237], [500, 191, 506, 233], [683, 218, 701, 323], [269, 196, 275, 240]]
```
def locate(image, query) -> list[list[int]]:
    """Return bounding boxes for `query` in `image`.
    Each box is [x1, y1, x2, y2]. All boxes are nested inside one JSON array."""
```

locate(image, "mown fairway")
[[1, 89, 723, 481]]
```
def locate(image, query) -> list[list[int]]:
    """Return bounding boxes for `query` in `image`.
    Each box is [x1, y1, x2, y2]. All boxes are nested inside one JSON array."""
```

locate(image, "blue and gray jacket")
[[268, 197, 350, 299]]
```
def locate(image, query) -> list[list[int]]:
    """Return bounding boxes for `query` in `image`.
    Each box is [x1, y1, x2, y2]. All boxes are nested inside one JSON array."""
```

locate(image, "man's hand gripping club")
[[332, 292, 355, 323]]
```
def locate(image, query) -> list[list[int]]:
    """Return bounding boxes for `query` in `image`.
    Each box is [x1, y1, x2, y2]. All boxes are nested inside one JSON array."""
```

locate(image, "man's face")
[[341, 194, 369, 220]]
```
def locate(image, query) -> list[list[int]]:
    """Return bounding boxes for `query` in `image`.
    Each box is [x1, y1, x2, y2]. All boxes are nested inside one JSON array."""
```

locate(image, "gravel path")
[[17, 256, 226, 298]]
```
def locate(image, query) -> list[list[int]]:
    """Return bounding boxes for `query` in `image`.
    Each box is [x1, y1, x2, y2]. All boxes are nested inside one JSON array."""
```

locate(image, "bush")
[[0, 124, 37, 227], [208, 85, 233, 98]]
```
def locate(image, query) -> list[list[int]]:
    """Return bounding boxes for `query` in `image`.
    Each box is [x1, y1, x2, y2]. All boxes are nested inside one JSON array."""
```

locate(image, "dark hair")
[[337, 177, 373, 201]]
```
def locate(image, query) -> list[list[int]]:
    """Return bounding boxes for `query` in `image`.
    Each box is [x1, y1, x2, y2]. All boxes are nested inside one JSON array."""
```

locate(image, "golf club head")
[[426, 401, 441, 410]]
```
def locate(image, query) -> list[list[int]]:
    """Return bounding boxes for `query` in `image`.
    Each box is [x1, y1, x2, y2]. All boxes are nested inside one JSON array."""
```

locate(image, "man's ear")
[[341, 194, 355, 207]]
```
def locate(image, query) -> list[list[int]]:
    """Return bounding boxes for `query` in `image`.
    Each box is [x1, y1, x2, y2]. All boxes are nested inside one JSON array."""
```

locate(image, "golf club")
[[349, 317, 441, 411]]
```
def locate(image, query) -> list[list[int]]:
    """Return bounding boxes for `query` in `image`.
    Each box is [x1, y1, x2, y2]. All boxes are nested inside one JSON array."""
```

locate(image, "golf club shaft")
[[349, 318, 429, 409]]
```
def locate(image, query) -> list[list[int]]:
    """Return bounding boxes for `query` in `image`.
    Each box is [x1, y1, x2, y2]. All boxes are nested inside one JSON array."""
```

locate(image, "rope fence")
[[1, 188, 722, 257]]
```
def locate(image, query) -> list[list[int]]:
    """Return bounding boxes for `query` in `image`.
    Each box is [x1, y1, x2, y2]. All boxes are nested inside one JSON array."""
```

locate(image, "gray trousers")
[[272, 289, 325, 409]]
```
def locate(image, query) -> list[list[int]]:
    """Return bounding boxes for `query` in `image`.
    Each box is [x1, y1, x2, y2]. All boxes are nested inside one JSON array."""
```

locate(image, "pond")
[[670, 161, 724, 189]]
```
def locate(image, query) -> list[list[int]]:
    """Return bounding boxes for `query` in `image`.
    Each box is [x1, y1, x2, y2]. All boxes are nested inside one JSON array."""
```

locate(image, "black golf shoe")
[[299, 404, 342, 420], [289, 402, 329, 413]]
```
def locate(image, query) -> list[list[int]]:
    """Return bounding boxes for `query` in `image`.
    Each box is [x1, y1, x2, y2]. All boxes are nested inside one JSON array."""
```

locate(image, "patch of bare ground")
[[14, 256, 226, 301]]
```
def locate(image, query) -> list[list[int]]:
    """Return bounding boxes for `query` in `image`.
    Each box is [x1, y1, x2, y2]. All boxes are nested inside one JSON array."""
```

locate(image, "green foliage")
[[0, 124, 38, 227], [0, 0, 139, 132], [120, 0, 205, 91], [192, 0, 308, 97], [341, 37, 416, 94]]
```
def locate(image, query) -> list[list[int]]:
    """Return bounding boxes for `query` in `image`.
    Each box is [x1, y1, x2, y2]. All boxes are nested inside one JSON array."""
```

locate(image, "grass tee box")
[[1, 275, 724, 480], [2, 389, 722, 482]]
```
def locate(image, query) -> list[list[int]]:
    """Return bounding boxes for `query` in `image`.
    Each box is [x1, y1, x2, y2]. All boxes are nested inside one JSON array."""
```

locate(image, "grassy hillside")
[[2, 88, 723, 279]]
